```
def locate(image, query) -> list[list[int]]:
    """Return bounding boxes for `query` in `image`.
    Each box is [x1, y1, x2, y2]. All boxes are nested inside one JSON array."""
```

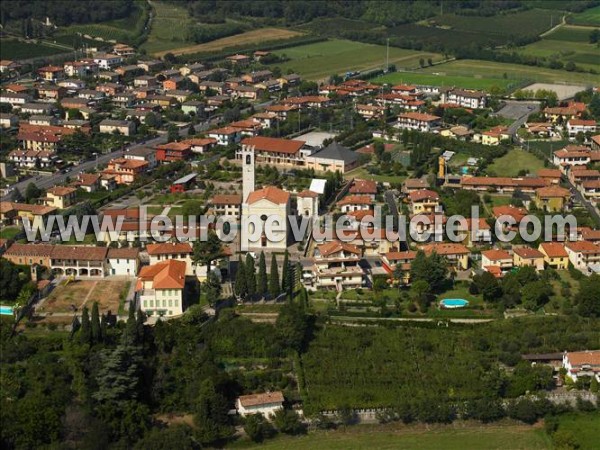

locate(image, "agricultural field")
[[238, 422, 551, 450], [569, 5, 600, 26], [0, 38, 71, 60], [555, 412, 600, 449], [420, 59, 600, 86], [60, 0, 147, 44], [141, 1, 195, 54], [155, 28, 304, 57], [272, 39, 443, 81], [511, 25, 600, 72], [487, 149, 546, 177], [37, 279, 128, 315]]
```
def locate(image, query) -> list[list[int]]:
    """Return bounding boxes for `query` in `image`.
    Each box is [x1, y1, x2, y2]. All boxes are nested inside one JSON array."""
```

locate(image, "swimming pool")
[[0, 305, 14, 315], [440, 299, 469, 309]]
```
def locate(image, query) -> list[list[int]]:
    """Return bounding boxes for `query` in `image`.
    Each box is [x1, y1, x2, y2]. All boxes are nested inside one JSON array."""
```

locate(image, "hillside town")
[[1, 8, 600, 448]]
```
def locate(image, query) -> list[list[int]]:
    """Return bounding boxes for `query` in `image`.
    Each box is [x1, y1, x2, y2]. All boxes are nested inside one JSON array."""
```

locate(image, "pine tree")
[[80, 306, 91, 344], [245, 253, 256, 297], [257, 251, 267, 297], [235, 257, 247, 298], [281, 250, 289, 293], [269, 254, 280, 298], [91, 301, 101, 343]]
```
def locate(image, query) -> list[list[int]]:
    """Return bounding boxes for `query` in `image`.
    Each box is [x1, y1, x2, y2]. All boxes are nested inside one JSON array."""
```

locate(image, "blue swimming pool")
[[440, 299, 469, 309], [0, 305, 14, 315]]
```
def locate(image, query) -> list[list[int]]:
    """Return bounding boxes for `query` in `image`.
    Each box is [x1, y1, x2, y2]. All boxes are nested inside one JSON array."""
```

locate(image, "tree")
[[93, 344, 142, 403], [257, 251, 267, 296], [194, 379, 231, 444], [235, 257, 247, 298], [577, 274, 600, 317], [79, 306, 91, 344], [25, 182, 42, 203], [167, 124, 179, 142], [276, 301, 308, 352], [273, 409, 305, 435], [11, 187, 24, 202], [281, 250, 289, 294], [269, 254, 280, 298], [243, 413, 274, 443], [410, 251, 447, 292], [521, 281, 552, 310], [245, 253, 256, 297], [203, 271, 222, 306], [0, 259, 29, 302], [91, 301, 101, 344], [473, 272, 502, 302], [192, 230, 225, 277]]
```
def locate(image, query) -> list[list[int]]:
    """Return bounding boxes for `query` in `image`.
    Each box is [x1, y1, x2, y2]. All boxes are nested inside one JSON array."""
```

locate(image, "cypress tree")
[[269, 254, 280, 298], [235, 257, 247, 298], [80, 306, 91, 344], [257, 251, 267, 297], [245, 253, 256, 297], [91, 301, 101, 343], [100, 313, 108, 341], [124, 304, 137, 345], [281, 250, 289, 293]]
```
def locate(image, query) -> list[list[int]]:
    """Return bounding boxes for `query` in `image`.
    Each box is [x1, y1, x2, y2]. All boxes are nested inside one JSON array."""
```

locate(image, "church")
[[240, 145, 291, 251]]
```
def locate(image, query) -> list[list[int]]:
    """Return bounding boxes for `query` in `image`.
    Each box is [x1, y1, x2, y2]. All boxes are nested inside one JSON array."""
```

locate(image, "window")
[[150, 300, 154, 307], [174, 299, 178, 307], [168, 299, 172, 307]]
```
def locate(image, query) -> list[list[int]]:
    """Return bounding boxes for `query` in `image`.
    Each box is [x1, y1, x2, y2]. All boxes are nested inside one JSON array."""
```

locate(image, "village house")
[[524, 122, 555, 138], [93, 53, 123, 70], [99, 119, 136, 136], [422, 242, 470, 271], [155, 142, 192, 162], [73, 173, 101, 193], [112, 93, 137, 108], [440, 125, 473, 141], [17, 124, 76, 152], [534, 185, 571, 212], [544, 104, 584, 123], [64, 60, 99, 77], [2, 243, 54, 268], [356, 104, 385, 120], [37, 65, 65, 81], [181, 137, 217, 154], [236, 392, 284, 418], [395, 112, 442, 132], [538, 242, 569, 270], [337, 194, 372, 213], [381, 250, 417, 284], [8, 149, 56, 168], [480, 126, 511, 146], [208, 126, 242, 146], [49, 245, 109, 278], [408, 189, 440, 215], [106, 247, 140, 276], [102, 158, 148, 184], [537, 168, 562, 185], [0, 113, 18, 129], [513, 247, 545, 271], [311, 241, 364, 290], [0, 92, 32, 107], [210, 194, 242, 217], [44, 186, 77, 209], [226, 54, 250, 66], [444, 89, 487, 109], [566, 119, 597, 140], [565, 241, 600, 274], [229, 119, 263, 136], [265, 104, 299, 120], [181, 100, 204, 116], [59, 78, 86, 90], [461, 176, 546, 194], [562, 350, 600, 382], [124, 146, 157, 169], [136, 259, 186, 318], [282, 95, 333, 109], [0, 60, 22, 73], [137, 60, 164, 73], [553, 146, 592, 168], [0, 202, 57, 226], [481, 249, 513, 277]]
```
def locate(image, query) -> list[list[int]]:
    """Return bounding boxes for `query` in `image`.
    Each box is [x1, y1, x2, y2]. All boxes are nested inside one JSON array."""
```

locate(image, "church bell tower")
[[242, 144, 255, 203]]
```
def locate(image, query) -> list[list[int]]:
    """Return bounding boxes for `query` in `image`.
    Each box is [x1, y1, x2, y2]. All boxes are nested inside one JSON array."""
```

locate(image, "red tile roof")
[[146, 242, 192, 255], [241, 136, 305, 154], [247, 186, 290, 205], [539, 242, 568, 258], [238, 391, 284, 407], [409, 189, 439, 202], [513, 247, 544, 259], [138, 259, 186, 289], [481, 249, 512, 261]]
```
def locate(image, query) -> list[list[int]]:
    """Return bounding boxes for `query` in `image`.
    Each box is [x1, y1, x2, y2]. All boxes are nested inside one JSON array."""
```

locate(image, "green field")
[[513, 25, 600, 72], [272, 39, 443, 81], [373, 71, 515, 91], [487, 149, 545, 177], [235, 422, 550, 450], [141, 1, 195, 54], [569, 5, 600, 26], [61, 0, 147, 44], [421, 59, 600, 85], [555, 412, 600, 449], [0, 38, 70, 60]]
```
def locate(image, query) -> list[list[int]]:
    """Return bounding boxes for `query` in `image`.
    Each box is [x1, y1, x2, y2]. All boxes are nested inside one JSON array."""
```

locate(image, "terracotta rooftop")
[[536, 186, 570, 198], [349, 179, 377, 195], [422, 242, 470, 256], [337, 195, 373, 206], [317, 240, 361, 257], [482, 249, 512, 261], [409, 189, 439, 202], [211, 194, 242, 205], [52, 245, 108, 261], [242, 136, 305, 154], [137, 259, 186, 290], [565, 350, 600, 367], [513, 247, 544, 259], [238, 391, 284, 408], [146, 242, 192, 255], [539, 242, 568, 258], [4, 243, 54, 258], [247, 186, 290, 205], [107, 247, 140, 259]]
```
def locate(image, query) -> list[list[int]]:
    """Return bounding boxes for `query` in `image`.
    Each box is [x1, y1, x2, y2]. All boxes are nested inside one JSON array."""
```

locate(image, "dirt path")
[[539, 14, 567, 38]]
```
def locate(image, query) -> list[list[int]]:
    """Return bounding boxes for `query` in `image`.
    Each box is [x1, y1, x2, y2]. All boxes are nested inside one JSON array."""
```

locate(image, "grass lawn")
[[555, 412, 600, 449], [420, 59, 599, 86], [343, 167, 406, 185], [438, 285, 483, 306], [231, 421, 550, 449], [0, 226, 22, 240], [570, 5, 600, 26], [487, 149, 545, 177], [273, 39, 443, 81], [373, 70, 516, 91], [0, 38, 70, 60], [489, 196, 513, 207]]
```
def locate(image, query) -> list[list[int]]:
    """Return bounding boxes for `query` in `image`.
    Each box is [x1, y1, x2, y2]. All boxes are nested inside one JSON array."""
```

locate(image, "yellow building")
[[44, 186, 77, 209], [538, 242, 569, 270], [0, 201, 57, 226], [408, 189, 440, 215], [513, 247, 545, 271], [535, 186, 571, 212]]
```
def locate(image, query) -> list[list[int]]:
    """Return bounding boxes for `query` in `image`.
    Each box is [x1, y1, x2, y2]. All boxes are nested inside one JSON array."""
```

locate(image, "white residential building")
[[107, 247, 140, 276], [562, 351, 600, 382], [136, 259, 186, 317], [236, 392, 284, 418]]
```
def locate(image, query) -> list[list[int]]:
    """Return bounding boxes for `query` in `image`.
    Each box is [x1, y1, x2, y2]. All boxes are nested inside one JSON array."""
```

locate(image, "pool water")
[[0, 305, 14, 315], [440, 299, 469, 308]]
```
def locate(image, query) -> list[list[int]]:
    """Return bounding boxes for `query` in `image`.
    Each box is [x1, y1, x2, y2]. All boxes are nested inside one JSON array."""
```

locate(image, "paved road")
[[496, 100, 540, 137], [1, 115, 226, 201]]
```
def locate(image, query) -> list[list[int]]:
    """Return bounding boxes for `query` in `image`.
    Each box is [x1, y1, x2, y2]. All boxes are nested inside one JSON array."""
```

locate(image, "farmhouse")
[[236, 391, 284, 418], [562, 351, 600, 382], [136, 260, 186, 318], [50, 245, 109, 277]]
